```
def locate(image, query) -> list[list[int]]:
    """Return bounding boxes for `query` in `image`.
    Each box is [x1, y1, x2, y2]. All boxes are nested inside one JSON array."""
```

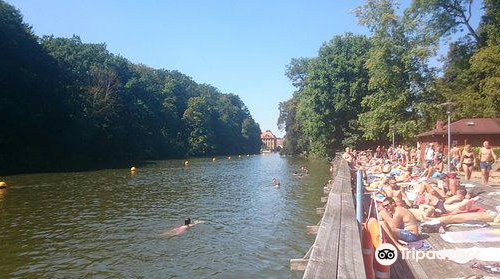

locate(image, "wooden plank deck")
[[391, 182, 500, 279], [301, 158, 366, 279]]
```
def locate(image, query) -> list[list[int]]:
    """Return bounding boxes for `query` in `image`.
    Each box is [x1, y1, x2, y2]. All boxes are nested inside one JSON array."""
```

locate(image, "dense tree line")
[[279, 0, 500, 158], [0, 1, 261, 173]]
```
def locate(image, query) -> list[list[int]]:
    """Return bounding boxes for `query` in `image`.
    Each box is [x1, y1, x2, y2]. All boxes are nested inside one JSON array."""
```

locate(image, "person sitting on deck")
[[446, 172, 460, 196], [395, 166, 413, 182], [378, 197, 419, 250], [444, 189, 467, 206], [420, 157, 444, 179]]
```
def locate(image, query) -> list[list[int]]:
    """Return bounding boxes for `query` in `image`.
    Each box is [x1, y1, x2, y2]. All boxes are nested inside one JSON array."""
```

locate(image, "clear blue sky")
[[8, 0, 483, 137]]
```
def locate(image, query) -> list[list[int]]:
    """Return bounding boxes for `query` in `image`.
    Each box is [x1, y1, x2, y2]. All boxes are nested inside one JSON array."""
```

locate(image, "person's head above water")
[[184, 218, 191, 226]]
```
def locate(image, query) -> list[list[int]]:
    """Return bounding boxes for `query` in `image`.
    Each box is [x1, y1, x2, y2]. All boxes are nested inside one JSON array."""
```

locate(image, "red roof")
[[417, 118, 500, 137], [276, 138, 284, 146], [260, 130, 277, 139]]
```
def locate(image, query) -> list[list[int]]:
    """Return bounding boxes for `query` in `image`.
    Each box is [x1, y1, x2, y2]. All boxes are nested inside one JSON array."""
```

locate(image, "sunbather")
[[378, 197, 420, 250]]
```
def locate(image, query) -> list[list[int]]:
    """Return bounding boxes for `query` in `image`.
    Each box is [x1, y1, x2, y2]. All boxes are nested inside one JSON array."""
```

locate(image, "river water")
[[0, 153, 330, 279]]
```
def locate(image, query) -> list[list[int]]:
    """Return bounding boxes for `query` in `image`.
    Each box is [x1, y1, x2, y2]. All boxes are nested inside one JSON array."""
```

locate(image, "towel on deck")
[[405, 240, 431, 250], [445, 220, 490, 229], [436, 247, 500, 264], [441, 228, 500, 243]]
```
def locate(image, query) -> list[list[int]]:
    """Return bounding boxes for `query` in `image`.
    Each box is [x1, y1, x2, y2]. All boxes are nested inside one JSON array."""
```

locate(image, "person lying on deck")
[[423, 207, 500, 227], [410, 188, 482, 221], [378, 197, 419, 250], [395, 166, 413, 182]]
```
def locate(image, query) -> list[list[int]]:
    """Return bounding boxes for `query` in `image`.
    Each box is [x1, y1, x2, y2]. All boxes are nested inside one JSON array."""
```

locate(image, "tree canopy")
[[279, 0, 500, 158], [0, 0, 261, 173]]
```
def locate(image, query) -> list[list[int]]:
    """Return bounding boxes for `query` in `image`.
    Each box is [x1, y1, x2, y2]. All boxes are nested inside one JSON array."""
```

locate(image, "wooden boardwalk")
[[292, 159, 500, 279], [391, 182, 500, 279], [291, 157, 366, 279]]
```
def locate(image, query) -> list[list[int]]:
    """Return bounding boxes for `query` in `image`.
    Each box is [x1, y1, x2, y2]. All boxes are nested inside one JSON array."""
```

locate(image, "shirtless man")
[[379, 197, 419, 249], [450, 144, 461, 173], [479, 141, 497, 185]]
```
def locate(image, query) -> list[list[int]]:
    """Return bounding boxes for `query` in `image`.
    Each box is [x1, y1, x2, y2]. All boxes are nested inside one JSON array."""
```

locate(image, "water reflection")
[[0, 154, 330, 278]]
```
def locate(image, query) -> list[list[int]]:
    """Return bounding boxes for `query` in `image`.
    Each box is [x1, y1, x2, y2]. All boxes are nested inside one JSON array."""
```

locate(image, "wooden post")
[[316, 207, 325, 215], [290, 259, 309, 271], [307, 225, 319, 235]]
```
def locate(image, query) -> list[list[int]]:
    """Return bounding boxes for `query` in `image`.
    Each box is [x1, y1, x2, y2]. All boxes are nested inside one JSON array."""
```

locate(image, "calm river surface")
[[0, 154, 330, 279]]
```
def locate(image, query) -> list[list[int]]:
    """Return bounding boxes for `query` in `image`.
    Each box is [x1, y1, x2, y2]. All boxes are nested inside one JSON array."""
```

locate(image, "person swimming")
[[272, 177, 280, 187], [161, 218, 205, 237]]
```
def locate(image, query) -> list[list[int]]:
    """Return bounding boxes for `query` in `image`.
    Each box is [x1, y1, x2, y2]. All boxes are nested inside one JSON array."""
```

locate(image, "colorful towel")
[[406, 240, 431, 250], [441, 228, 500, 243], [445, 220, 489, 229], [440, 206, 485, 216]]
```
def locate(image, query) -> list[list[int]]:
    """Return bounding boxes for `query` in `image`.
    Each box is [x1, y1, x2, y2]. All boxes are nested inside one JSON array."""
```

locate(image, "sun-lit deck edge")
[[291, 157, 366, 279]]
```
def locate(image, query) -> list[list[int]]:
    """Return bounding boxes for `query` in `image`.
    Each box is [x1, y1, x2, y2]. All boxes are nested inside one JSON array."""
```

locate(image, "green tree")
[[280, 34, 371, 158], [0, 0, 262, 173], [408, 0, 480, 42], [355, 0, 435, 142]]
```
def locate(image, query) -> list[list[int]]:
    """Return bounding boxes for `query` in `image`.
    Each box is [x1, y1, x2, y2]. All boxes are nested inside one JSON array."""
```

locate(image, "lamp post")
[[389, 125, 395, 149], [440, 102, 453, 172]]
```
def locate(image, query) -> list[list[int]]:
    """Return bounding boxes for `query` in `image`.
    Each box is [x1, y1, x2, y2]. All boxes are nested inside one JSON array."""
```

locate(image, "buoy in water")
[[0, 181, 7, 189], [184, 160, 189, 166], [228, 156, 231, 160], [247, 154, 250, 157], [238, 155, 241, 158], [212, 158, 216, 162], [130, 166, 137, 172]]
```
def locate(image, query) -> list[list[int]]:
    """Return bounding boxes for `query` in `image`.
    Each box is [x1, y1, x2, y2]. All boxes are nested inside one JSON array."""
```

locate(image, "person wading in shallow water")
[[479, 141, 497, 186], [161, 218, 205, 237]]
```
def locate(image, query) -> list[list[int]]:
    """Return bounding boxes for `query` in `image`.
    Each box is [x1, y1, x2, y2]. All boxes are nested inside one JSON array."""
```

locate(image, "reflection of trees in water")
[[0, 189, 6, 210]]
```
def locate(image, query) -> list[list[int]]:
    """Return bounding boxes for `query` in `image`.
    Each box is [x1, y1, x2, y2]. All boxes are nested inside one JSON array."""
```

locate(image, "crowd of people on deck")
[[343, 142, 499, 251]]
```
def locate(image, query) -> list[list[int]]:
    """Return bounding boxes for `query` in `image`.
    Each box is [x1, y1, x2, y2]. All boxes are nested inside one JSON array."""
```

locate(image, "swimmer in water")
[[272, 177, 280, 187], [161, 218, 205, 237]]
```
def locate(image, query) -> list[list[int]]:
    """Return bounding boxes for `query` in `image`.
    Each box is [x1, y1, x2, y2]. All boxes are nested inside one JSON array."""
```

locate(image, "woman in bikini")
[[460, 144, 475, 181]]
